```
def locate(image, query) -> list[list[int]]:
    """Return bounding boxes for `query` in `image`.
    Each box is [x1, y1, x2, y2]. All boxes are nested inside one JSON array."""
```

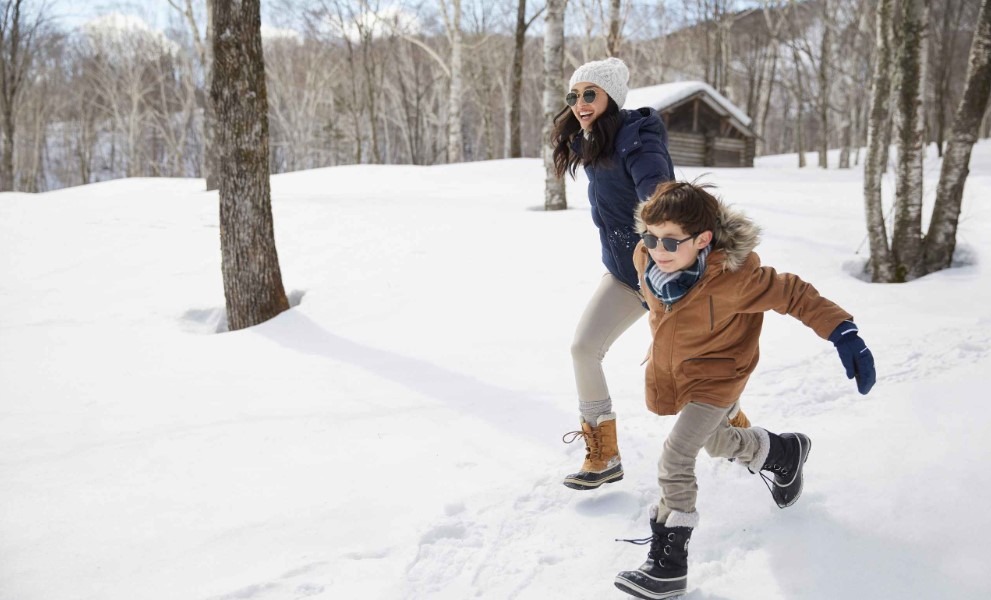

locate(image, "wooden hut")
[[624, 82, 756, 168]]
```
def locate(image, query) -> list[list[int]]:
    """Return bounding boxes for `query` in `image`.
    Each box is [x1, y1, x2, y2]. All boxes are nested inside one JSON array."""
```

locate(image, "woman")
[[552, 57, 674, 490]]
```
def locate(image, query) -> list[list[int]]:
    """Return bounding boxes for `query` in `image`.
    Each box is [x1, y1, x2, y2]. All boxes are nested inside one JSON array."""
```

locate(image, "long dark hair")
[[551, 98, 623, 179]]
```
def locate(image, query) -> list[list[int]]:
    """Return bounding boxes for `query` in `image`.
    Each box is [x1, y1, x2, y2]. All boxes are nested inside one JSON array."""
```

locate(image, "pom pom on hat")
[[568, 57, 630, 108]]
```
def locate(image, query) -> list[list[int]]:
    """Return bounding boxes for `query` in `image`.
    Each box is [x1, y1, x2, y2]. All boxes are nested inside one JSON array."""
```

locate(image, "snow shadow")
[[253, 309, 570, 447], [180, 306, 228, 334], [762, 503, 963, 599], [681, 591, 735, 600], [572, 490, 640, 518], [180, 289, 307, 335], [843, 242, 978, 283]]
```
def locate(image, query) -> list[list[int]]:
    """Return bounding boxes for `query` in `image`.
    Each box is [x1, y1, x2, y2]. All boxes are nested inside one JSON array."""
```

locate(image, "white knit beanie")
[[568, 57, 630, 108]]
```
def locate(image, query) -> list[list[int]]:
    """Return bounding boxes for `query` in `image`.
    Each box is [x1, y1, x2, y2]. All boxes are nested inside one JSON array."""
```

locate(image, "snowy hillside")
[[2, 143, 990, 600]]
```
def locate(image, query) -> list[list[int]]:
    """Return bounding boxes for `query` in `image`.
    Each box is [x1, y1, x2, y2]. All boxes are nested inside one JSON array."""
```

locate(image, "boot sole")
[[614, 574, 685, 599], [562, 467, 624, 490]]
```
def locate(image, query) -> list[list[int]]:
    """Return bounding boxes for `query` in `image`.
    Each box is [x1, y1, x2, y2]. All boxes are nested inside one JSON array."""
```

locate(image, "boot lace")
[[615, 533, 674, 567], [562, 429, 600, 460], [758, 435, 804, 495]]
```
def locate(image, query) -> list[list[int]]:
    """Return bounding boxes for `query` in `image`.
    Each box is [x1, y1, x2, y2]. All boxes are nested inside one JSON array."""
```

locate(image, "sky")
[[49, 0, 176, 29], [2, 140, 990, 599]]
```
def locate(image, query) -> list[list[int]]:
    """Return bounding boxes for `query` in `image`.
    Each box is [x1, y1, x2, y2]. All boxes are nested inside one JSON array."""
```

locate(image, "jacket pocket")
[[681, 358, 737, 380]]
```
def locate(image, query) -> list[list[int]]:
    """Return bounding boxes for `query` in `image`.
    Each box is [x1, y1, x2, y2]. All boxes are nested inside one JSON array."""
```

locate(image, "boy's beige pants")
[[657, 401, 764, 522]]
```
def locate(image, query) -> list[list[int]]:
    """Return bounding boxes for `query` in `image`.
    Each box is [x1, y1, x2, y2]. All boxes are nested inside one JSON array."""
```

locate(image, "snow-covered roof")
[[623, 81, 753, 131]]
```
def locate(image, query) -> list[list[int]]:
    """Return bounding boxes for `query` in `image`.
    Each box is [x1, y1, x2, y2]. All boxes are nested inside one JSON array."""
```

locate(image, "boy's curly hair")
[[637, 179, 722, 244]]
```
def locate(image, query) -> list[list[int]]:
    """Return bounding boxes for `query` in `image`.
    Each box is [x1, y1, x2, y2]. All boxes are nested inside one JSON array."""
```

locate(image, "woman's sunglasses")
[[641, 232, 699, 252], [565, 89, 598, 107]]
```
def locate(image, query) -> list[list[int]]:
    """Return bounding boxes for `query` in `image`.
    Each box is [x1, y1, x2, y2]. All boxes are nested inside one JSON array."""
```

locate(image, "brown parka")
[[632, 202, 853, 416]]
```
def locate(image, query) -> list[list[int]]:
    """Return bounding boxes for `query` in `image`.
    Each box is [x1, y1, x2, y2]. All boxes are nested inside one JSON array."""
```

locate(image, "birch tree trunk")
[[891, 0, 929, 282], [864, 0, 895, 282], [543, 0, 566, 211], [758, 3, 786, 157], [509, 0, 527, 158], [817, 0, 831, 169], [840, 3, 873, 170], [789, 40, 807, 168], [838, 90, 853, 169], [796, 97, 806, 167], [607, 0, 622, 57], [211, 0, 289, 331], [444, 0, 464, 163], [922, 0, 991, 273]]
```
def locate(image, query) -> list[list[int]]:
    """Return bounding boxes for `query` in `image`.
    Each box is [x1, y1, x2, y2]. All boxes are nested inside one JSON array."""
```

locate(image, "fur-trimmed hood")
[[635, 201, 761, 272]]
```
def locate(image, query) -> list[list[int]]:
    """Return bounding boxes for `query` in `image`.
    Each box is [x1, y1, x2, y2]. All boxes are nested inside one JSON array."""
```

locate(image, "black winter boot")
[[756, 431, 811, 508], [614, 509, 696, 599]]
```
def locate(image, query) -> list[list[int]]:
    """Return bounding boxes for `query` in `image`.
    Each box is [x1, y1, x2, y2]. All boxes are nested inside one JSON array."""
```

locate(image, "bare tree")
[[864, 0, 895, 282], [692, 0, 732, 95], [922, 0, 991, 273], [890, 0, 929, 281], [65, 40, 101, 186], [211, 0, 289, 331], [606, 0, 621, 57], [81, 16, 175, 178], [929, 0, 972, 157], [265, 34, 341, 172], [441, 0, 464, 162], [0, 0, 44, 191], [168, 0, 218, 190], [543, 0, 566, 210], [509, 0, 543, 158], [788, 41, 807, 167], [314, 0, 370, 164], [147, 40, 197, 178], [755, 1, 790, 157], [384, 30, 445, 165], [816, 0, 831, 168], [837, 0, 873, 169]]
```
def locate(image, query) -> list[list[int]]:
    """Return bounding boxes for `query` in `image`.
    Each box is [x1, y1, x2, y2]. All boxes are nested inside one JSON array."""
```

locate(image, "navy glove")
[[828, 321, 876, 395]]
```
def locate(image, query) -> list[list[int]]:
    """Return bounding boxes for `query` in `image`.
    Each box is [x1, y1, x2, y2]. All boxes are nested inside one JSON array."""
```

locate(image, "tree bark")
[[607, 0, 622, 57], [789, 39, 807, 168], [509, 0, 527, 158], [838, 89, 853, 169], [211, 0, 289, 331], [543, 0, 566, 211], [891, 0, 929, 281], [864, 0, 895, 282], [445, 0, 464, 163], [922, 0, 991, 273], [203, 0, 219, 190], [817, 0, 831, 169]]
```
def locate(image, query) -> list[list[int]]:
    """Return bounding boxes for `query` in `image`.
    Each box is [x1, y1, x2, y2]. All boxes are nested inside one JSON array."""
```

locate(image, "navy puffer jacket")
[[580, 107, 674, 291]]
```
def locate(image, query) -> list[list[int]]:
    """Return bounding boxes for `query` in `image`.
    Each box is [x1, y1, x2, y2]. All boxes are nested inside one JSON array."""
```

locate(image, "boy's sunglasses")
[[565, 89, 598, 107], [641, 232, 699, 252]]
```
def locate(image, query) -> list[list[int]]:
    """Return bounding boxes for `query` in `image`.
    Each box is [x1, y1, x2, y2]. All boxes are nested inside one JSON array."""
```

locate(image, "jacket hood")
[[712, 203, 761, 272], [616, 108, 664, 155], [634, 201, 761, 272]]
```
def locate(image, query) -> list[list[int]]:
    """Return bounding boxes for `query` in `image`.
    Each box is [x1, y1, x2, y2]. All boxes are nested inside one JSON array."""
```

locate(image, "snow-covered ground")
[[2, 143, 990, 600]]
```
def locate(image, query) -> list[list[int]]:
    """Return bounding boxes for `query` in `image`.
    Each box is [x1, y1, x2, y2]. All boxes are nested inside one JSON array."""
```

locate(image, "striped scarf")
[[644, 246, 711, 307]]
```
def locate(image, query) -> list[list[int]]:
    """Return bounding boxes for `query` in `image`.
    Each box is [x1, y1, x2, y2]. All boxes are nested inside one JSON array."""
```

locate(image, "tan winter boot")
[[562, 413, 623, 490], [729, 409, 751, 429]]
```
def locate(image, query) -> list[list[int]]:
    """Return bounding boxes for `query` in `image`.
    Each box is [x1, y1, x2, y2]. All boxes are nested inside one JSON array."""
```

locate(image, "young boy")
[[613, 181, 876, 600]]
